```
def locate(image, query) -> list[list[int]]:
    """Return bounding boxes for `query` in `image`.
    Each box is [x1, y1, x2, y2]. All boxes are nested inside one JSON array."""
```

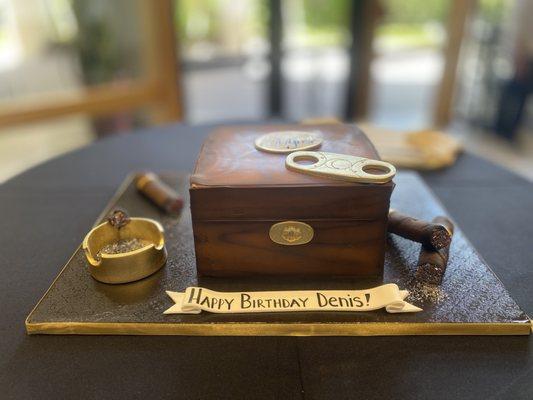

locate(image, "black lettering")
[[353, 297, 363, 307], [199, 295, 211, 307], [226, 298, 234, 310], [289, 299, 299, 308], [338, 297, 350, 307], [188, 288, 202, 303], [241, 293, 251, 309], [198, 296, 211, 307], [211, 297, 216, 308], [317, 292, 328, 307]]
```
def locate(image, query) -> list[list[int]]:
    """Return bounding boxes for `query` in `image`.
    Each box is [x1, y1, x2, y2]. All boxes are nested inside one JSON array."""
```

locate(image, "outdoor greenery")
[[299, 0, 351, 29], [174, 0, 459, 54], [71, 0, 119, 84], [383, 0, 448, 24]]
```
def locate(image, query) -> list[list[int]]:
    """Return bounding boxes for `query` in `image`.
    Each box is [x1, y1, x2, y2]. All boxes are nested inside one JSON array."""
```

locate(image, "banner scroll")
[[164, 284, 421, 315]]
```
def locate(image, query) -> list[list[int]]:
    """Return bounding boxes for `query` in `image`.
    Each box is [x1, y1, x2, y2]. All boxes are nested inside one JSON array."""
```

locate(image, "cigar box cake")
[[189, 124, 395, 277]]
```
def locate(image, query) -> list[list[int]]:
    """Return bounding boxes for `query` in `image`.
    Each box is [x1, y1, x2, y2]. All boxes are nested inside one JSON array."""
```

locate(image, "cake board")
[[25, 172, 531, 336]]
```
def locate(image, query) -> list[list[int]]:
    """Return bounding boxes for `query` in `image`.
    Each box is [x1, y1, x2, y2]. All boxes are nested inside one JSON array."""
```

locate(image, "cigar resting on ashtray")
[[135, 172, 184, 216], [388, 209, 452, 250], [415, 216, 455, 285]]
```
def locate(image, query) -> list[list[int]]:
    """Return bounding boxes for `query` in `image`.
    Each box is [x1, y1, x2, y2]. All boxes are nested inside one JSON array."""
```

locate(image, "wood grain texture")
[[189, 185, 392, 221], [193, 218, 388, 277], [24, 172, 530, 336], [190, 124, 393, 276]]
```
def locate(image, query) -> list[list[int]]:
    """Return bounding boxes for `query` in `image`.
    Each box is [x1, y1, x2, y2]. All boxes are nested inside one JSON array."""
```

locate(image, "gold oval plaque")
[[269, 221, 314, 246], [255, 131, 322, 154]]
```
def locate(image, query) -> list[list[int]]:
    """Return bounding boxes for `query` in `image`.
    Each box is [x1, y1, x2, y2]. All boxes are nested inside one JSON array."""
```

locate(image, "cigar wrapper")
[[415, 216, 455, 285], [388, 209, 452, 250], [135, 172, 184, 216]]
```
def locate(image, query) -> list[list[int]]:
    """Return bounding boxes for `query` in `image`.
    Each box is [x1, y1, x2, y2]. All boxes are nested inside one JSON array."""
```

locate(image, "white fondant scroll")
[[164, 284, 421, 315]]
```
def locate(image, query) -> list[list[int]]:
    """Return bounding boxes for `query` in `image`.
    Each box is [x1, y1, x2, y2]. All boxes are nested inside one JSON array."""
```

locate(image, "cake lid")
[[190, 124, 392, 188]]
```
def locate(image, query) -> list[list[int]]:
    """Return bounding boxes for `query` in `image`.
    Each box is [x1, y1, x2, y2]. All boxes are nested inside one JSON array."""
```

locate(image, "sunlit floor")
[[453, 126, 533, 182], [0, 117, 95, 183]]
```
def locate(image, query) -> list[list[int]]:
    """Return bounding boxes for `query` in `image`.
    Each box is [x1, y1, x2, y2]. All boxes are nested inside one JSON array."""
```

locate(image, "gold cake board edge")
[[26, 321, 531, 336], [24, 173, 532, 337]]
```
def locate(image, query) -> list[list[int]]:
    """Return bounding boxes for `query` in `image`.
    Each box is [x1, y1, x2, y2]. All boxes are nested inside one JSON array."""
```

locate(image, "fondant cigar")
[[135, 172, 183, 216], [388, 209, 452, 250], [415, 216, 455, 285]]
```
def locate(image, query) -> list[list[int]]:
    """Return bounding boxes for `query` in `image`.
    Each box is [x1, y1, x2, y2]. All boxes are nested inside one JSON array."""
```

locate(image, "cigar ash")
[[97, 238, 151, 259], [408, 279, 448, 304], [415, 262, 445, 285], [430, 225, 452, 250]]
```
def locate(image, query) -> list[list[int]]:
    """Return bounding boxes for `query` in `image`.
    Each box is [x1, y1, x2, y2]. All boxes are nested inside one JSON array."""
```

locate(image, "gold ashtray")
[[83, 210, 167, 284]]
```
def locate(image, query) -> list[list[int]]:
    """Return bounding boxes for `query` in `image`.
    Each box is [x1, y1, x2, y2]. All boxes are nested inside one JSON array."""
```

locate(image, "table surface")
[[0, 123, 532, 400]]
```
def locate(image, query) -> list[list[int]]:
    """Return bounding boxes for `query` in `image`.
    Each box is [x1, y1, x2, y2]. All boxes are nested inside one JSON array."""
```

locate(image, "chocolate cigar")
[[415, 216, 455, 285], [388, 209, 452, 250], [135, 172, 184, 216]]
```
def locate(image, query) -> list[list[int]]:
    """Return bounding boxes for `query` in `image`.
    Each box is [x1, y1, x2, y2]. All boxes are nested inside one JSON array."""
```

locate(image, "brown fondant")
[[388, 210, 452, 250], [190, 124, 394, 277], [415, 216, 455, 284]]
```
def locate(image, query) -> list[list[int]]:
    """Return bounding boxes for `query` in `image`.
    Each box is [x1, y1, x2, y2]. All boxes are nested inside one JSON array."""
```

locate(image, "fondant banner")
[[164, 284, 421, 315]]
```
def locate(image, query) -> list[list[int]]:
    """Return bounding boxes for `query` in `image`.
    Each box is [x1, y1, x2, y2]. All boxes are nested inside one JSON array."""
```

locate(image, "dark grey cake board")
[[26, 172, 531, 336]]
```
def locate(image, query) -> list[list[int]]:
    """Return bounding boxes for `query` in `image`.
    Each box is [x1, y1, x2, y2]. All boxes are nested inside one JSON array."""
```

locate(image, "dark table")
[[0, 123, 531, 400]]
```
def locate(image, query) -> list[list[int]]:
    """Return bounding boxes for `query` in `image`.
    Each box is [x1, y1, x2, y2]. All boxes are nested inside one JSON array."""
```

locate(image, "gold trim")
[[269, 221, 314, 246], [83, 217, 167, 284], [25, 172, 532, 337], [26, 321, 531, 336], [24, 174, 137, 330]]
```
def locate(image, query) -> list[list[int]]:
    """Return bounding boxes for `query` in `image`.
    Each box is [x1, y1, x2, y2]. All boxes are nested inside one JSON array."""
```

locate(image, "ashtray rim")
[[82, 217, 167, 284]]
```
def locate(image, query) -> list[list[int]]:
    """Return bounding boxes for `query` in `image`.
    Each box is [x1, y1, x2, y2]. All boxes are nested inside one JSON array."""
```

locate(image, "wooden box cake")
[[189, 124, 395, 277]]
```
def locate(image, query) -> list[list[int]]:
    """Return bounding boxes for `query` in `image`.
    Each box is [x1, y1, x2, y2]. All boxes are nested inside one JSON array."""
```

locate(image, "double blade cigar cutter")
[[286, 151, 396, 184]]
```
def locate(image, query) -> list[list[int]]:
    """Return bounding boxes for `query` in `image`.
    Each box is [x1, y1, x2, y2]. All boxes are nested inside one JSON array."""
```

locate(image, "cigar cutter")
[[83, 215, 167, 284], [286, 151, 396, 184]]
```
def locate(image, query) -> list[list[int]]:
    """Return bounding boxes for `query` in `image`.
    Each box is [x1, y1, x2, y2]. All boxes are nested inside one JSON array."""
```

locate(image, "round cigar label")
[[255, 131, 323, 154]]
